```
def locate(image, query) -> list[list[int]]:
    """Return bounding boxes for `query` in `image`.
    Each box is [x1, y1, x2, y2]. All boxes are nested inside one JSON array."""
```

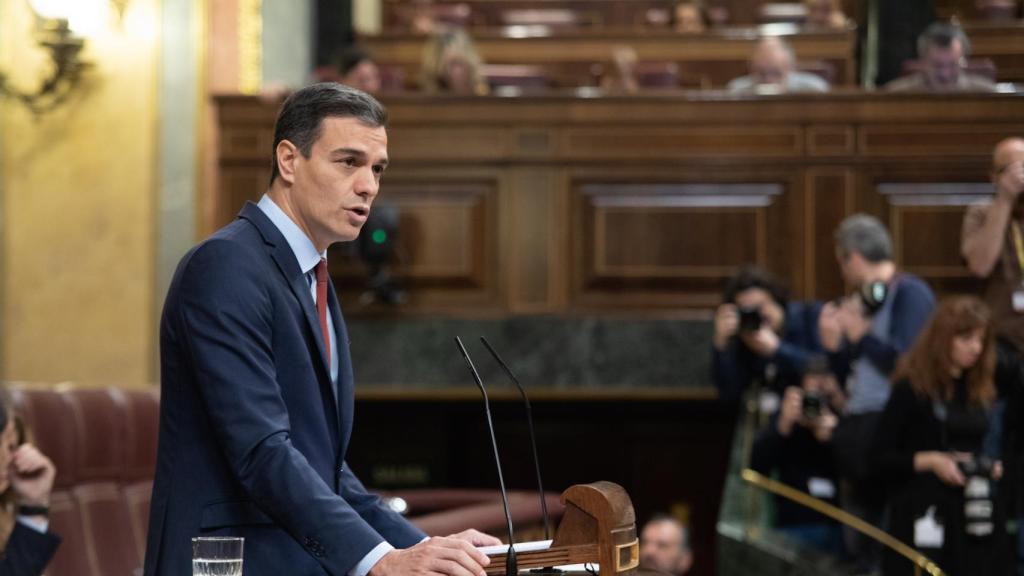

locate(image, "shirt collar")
[[257, 194, 326, 275]]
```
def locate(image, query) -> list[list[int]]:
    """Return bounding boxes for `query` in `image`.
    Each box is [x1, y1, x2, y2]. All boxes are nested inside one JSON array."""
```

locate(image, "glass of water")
[[192, 536, 244, 576]]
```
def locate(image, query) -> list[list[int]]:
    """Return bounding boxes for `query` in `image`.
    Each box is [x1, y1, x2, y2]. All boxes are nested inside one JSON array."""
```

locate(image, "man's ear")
[[276, 140, 300, 185]]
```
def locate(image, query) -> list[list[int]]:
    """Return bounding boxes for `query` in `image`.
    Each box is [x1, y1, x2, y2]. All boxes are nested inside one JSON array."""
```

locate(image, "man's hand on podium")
[[449, 529, 502, 547], [369, 531, 500, 576]]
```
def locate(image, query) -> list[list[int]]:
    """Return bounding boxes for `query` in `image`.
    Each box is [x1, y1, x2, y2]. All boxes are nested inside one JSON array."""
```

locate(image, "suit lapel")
[[238, 203, 341, 443], [326, 279, 354, 458]]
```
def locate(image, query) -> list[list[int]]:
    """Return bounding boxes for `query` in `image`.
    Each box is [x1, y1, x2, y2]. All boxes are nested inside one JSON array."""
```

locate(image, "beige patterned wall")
[[0, 0, 160, 385]]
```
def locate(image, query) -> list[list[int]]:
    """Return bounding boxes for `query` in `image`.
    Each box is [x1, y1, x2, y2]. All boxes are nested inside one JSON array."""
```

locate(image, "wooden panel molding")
[[859, 124, 1024, 157], [214, 93, 1024, 313], [330, 180, 502, 311], [877, 182, 992, 295], [572, 182, 783, 308]]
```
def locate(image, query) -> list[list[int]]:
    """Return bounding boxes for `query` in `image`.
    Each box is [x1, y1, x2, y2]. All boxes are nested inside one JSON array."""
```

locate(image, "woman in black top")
[[872, 296, 1009, 575]]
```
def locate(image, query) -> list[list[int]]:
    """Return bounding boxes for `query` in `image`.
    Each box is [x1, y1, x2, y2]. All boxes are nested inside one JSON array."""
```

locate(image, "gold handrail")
[[740, 468, 946, 576]]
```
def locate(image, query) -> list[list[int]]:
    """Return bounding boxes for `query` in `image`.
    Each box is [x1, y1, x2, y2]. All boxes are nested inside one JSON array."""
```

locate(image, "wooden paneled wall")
[[215, 92, 1024, 314]]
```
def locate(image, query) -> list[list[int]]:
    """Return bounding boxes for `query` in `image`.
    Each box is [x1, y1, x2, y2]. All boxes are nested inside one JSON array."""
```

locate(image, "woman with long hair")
[[419, 28, 489, 95], [0, 388, 60, 574], [871, 296, 1009, 575]]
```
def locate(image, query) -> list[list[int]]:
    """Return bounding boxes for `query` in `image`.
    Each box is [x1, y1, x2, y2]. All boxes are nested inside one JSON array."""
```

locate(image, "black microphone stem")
[[455, 337, 517, 576], [479, 336, 551, 542]]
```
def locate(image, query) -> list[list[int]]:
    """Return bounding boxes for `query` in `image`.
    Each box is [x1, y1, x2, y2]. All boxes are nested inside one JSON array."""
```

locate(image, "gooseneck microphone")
[[479, 336, 551, 542], [454, 336, 517, 576]]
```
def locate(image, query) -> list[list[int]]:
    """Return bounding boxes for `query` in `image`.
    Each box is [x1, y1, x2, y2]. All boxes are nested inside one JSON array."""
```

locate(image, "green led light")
[[372, 229, 388, 244]]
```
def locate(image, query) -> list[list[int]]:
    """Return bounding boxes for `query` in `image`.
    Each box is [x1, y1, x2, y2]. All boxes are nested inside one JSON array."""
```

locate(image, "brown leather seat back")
[[67, 389, 127, 483], [123, 388, 159, 482], [47, 491, 91, 576], [73, 483, 139, 576]]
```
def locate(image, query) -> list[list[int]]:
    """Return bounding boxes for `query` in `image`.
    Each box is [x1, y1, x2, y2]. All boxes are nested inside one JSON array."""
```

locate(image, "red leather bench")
[[8, 384, 562, 576]]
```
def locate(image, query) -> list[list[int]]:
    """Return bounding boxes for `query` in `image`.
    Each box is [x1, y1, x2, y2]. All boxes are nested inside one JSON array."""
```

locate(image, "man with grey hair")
[[818, 214, 935, 569], [884, 22, 996, 92], [726, 37, 830, 94]]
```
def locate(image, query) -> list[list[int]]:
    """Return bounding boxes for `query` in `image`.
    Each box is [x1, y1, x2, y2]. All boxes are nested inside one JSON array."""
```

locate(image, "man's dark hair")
[[337, 45, 374, 77], [834, 213, 893, 263], [722, 264, 788, 308], [269, 82, 387, 185], [917, 22, 971, 58], [803, 354, 832, 377]]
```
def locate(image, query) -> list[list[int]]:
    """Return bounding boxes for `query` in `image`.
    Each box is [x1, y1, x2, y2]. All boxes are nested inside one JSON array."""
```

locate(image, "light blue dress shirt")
[[258, 196, 395, 575], [257, 195, 338, 387]]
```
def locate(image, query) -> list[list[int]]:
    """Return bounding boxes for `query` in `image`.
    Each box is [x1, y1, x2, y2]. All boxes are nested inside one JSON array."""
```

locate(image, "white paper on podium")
[[476, 539, 553, 555]]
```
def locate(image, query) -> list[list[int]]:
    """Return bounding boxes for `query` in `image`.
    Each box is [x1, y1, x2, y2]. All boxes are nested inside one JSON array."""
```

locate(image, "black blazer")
[[0, 522, 60, 576]]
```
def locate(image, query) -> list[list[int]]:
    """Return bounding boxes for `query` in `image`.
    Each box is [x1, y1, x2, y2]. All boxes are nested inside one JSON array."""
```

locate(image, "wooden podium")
[[486, 481, 640, 576]]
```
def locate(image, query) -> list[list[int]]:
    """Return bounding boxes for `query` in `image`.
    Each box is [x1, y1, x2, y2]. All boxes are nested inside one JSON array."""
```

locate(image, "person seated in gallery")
[[671, 0, 710, 34], [419, 28, 490, 95], [337, 46, 382, 95], [600, 45, 640, 94], [639, 514, 693, 575], [884, 22, 997, 92], [726, 37, 830, 94], [711, 264, 831, 404], [803, 0, 850, 30], [0, 388, 60, 575]]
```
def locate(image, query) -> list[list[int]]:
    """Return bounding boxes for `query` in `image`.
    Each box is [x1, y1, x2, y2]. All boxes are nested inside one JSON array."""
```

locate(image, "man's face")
[[674, 5, 705, 33], [806, 0, 834, 26], [734, 287, 785, 332], [281, 116, 388, 250], [341, 61, 382, 95], [837, 250, 866, 286], [992, 138, 1024, 183], [802, 372, 834, 394], [640, 520, 691, 575], [924, 40, 964, 88], [751, 45, 792, 87]]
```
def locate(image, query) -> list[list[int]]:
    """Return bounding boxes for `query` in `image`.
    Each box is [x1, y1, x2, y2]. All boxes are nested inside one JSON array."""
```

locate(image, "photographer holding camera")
[[712, 265, 830, 404], [819, 214, 936, 568], [751, 355, 846, 555], [961, 137, 1024, 575], [872, 297, 1009, 576]]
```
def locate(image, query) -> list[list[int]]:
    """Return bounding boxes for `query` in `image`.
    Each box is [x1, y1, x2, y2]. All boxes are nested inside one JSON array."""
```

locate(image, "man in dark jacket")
[[711, 265, 828, 404]]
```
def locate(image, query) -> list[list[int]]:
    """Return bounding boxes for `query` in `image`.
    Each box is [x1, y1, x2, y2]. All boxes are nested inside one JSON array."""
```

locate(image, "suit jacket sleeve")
[[0, 522, 61, 576], [176, 240, 390, 575], [340, 463, 427, 546]]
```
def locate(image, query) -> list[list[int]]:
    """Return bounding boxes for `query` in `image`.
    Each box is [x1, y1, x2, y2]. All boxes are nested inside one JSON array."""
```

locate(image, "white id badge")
[[1013, 290, 1024, 312], [807, 477, 836, 499], [914, 506, 944, 549]]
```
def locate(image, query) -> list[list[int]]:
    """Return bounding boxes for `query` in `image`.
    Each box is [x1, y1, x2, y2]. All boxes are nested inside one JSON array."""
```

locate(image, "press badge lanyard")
[[1012, 222, 1024, 311], [1013, 221, 1024, 273]]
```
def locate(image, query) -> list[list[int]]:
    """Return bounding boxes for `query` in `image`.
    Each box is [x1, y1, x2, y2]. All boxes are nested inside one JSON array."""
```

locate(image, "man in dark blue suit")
[[144, 83, 499, 576]]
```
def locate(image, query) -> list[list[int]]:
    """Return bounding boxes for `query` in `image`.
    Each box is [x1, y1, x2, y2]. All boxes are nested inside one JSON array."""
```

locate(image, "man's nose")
[[356, 168, 379, 199]]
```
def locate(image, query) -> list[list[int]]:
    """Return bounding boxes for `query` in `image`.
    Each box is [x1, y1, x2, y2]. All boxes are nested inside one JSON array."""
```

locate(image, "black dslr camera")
[[856, 281, 889, 315], [958, 454, 996, 537], [738, 307, 763, 333], [801, 391, 823, 420]]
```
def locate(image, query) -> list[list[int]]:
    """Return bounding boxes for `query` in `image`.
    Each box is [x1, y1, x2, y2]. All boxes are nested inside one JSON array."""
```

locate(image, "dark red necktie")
[[315, 258, 331, 369]]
